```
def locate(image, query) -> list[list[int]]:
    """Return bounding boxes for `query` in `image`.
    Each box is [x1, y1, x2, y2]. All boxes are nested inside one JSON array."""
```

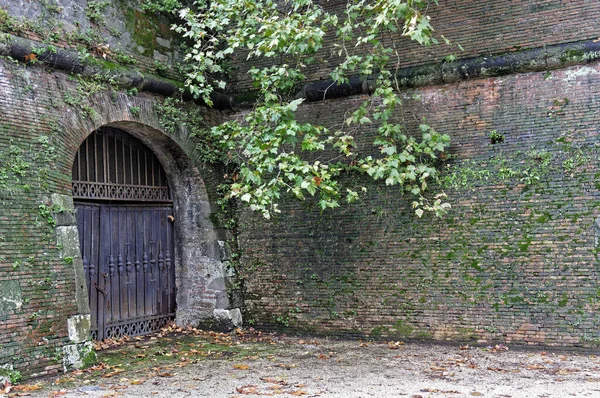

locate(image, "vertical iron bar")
[[75, 151, 80, 181], [94, 132, 98, 182], [130, 138, 134, 185], [103, 132, 108, 184], [137, 143, 141, 186], [114, 132, 118, 184], [157, 160, 161, 187], [85, 135, 89, 183], [144, 148, 148, 186], [122, 133, 126, 185], [151, 153, 155, 186]]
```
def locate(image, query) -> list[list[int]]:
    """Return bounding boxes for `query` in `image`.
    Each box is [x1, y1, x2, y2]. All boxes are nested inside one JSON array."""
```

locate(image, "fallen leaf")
[[471, 392, 483, 396], [87, 364, 107, 372], [102, 369, 124, 378], [388, 341, 405, 350], [486, 344, 509, 353], [13, 384, 42, 392], [2, 381, 11, 394], [487, 367, 508, 372], [290, 389, 308, 396], [526, 364, 545, 370], [236, 385, 259, 394], [233, 364, 250, 370], [260, 377, 286, 385], [421, 388, 461, 394]]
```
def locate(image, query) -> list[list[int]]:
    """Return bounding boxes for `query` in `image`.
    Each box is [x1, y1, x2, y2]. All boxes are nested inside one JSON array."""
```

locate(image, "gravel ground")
[[7, 330, 600, 398]]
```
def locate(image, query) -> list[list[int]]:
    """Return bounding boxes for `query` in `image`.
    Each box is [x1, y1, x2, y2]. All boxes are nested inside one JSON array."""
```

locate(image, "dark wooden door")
[[76, 203, 176, 340], [73, 127, 176, 340]]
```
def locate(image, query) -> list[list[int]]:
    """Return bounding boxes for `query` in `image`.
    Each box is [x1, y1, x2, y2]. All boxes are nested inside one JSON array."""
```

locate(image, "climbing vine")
[[169, 0, 454, 218]]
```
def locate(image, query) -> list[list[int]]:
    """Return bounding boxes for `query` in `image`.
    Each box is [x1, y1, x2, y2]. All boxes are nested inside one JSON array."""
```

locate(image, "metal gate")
[[73, 128, 176, 340]]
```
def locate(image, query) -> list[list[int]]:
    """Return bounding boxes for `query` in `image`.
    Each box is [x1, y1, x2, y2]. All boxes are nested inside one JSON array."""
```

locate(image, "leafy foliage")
[[140, 0, 183, 14], [167, 0, 452, 218]]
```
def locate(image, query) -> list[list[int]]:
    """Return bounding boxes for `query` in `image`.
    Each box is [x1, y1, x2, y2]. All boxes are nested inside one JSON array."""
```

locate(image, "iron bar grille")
[[72, 127, 171, 202]]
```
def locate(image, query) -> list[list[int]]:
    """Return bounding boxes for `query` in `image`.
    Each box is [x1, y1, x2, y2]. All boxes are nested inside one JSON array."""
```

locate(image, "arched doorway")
[[72, 127, 176, 340]]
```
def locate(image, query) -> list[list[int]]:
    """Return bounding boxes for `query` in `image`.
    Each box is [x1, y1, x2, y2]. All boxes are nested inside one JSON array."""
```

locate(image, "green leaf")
[[175, 0, 450, 219]]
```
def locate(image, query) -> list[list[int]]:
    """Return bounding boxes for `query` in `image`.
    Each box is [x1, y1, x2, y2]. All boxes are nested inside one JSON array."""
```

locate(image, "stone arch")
[[58, 92, 239, 335]]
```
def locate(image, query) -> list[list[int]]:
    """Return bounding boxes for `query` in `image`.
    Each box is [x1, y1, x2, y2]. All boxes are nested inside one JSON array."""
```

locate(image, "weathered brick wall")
[[0, 56, 229, 377], [0, 60, 80, 378], [396, 0, 600, 66], [239, 61, 600, 347], [3, 0, 600, 380], [230, 0, 600, 92], [0, 0, 240, 378]]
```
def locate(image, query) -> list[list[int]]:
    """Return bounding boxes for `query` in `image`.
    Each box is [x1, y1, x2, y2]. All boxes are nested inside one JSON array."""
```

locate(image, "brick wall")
[[3, 0, 600, 379], [0, 57, 228, 377], [0, 61, 78, 377], [230, 0, 600, 92], [239, 61, 600, 347]]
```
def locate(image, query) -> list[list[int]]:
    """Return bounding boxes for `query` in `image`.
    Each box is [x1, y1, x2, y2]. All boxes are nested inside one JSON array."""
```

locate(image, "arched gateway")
[[72, 127, 176, 340]]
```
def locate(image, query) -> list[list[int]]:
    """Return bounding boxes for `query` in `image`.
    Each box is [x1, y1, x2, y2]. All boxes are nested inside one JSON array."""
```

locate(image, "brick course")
[[239, 62, 600, 347]]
